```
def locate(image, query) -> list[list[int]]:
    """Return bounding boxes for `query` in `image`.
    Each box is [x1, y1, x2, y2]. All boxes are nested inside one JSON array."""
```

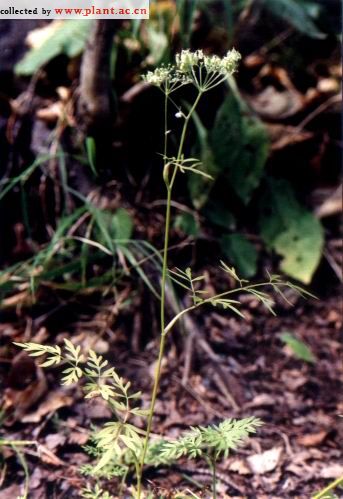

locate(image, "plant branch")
[[164, 280, 306, 335]]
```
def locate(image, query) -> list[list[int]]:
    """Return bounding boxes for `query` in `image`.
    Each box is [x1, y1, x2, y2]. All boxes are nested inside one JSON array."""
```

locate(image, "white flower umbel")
[[175, 48, 241, 92], [142, 65, 191, 95]]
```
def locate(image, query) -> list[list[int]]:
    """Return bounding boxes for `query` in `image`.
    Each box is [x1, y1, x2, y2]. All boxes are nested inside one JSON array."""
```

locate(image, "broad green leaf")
[[210, 92, 269, 204], [259, 179, 324, 284], [174, 213, 199, 237], [95, 208, 133, 245], [15, 20, 93, 76], [112, 208, 134, 241], [260, 0, 325, 39], [202, 201, 236, 230], [280, 332, 316, 363], [220, 233, 257, 278]]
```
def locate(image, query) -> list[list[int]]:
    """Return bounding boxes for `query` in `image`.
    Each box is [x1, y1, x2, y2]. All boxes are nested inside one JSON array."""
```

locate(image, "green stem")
[[164, 91, 168, 160], [11, 444, 30, 499], [312, 475, 343, 499], [137, 186, 172, 498], [137, 89, 203, 498], [132, 453, 141, 499], [211, 457, 217, 499]]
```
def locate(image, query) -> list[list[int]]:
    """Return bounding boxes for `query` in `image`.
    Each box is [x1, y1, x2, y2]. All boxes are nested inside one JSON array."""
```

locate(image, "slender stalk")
[[11, 444, 30, 499], [137, 89, 203, 498], [211, 456, 217, 499], [204, 454, 217, 499], [163, 91, 168, 160], [312, 475, 343, 499], [137, 187, 172, 472], [132, 454, 141, 499]]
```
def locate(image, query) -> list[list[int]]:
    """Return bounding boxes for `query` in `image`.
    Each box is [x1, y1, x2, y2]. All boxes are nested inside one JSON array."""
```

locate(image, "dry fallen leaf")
[[297, 430, 328, 447], [228, 458, 252, 475], [281, 370, 307, 391], [320, 463, 343, 479], [267, 124, 314, 151], [22, 390, 73, 423], [45, 433, 67, 451], [245, 393, 275, 408], [0, 484, 22, 499], [4, 354, 48, 422], [36, 102, 64, 123], [247, 447, 283, 475], [68, 430, 89, 446], [26, 20, 63, 49], [245, 86, 304, 120], [38, 444, 66, 466]]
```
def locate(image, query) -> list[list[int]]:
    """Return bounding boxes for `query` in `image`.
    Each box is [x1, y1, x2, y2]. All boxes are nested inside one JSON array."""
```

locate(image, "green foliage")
[[149, 417, 262, 463], [0, 194, 158, 304], [14, 336, 263, 498], [14, 340, 148, 477], [202, 200, 236, 231], [280, 332, 316, 363], [176, 0, 200, 47], [174, 213, 200, 237], [259, 179, 324, 284], [188, 94, 324, 283], [0, 153, 60, 202], [260, 0, 325, 39], [110, 208, 134, 241], [312, 475, 343, 499], [169, 266, 207, 305], [85, 137, 98, 177], [168, 261, 312, 325], [210, 92, 269, 204], [15, 20, 93, 76], [221, 234, 258, 278], [188, 109, 219, 209], [80, 484, 114, 499]]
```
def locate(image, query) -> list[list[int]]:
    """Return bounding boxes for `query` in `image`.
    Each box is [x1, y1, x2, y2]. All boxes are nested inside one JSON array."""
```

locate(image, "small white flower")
[[203, 54, 222, 73], [174, 48, 241, 90], [143, 66, 171, 87], [203, 49, 241, 76], [221, 48, 241, 75], [175, 111, 183, 118], [175, 49, 204, 73]]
